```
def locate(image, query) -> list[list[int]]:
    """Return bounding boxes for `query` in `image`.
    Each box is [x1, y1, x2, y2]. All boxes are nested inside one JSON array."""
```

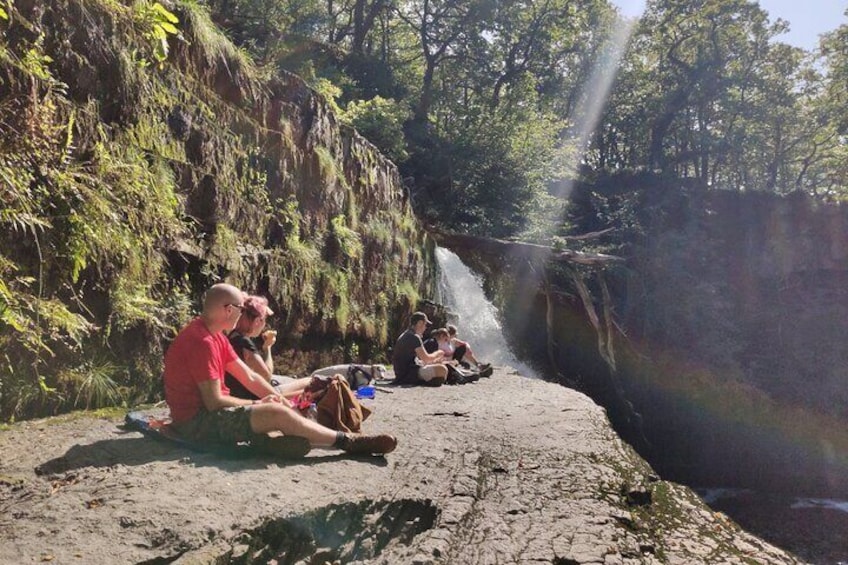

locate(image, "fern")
[[61, 360, 125, 410]]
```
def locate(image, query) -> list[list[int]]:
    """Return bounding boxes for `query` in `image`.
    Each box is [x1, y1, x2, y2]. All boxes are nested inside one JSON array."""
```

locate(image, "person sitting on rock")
[[423, 327, 493, 382], [447, 324, 491, 374], [223, 294, 309, 401], [163, 283, 397, 457], [422, 327, 452, 358], [392, 311, 449, 386]]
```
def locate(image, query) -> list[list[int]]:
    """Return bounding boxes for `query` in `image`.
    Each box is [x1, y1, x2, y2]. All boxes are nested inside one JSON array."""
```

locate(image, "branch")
[[430, 230, 624, 266], [558, 227, 615, 241]]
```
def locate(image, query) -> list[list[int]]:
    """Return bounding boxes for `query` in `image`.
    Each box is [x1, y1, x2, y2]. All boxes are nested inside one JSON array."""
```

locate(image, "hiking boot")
[[446, 373, 465, 385], [478, 364, 493, 378], [252, 435, 311, 459], [340, 433, 398, 456]]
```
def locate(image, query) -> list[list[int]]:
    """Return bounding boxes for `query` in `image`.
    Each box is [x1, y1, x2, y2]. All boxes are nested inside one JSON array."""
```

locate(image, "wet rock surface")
[[0, 369, 803, 564]]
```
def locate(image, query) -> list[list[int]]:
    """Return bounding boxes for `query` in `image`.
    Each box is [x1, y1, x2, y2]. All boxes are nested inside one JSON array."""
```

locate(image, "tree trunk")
[[414, 60, 436, 124]]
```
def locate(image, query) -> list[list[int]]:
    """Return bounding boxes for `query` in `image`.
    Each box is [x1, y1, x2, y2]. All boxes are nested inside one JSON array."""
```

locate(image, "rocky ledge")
[[0, 369, 801, 564]]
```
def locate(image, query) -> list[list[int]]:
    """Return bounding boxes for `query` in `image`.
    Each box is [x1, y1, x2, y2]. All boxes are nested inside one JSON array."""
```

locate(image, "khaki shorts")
[[418, 365, 446, 383], [171, 406, 256, 445]]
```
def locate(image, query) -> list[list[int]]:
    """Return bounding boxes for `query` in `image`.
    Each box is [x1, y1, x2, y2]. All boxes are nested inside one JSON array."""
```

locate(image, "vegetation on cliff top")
[[206, 0, 847, 240]]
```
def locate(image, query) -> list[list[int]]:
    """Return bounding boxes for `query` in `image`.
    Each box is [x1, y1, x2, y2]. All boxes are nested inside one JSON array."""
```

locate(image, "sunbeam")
[[552, 8, 642, 200]]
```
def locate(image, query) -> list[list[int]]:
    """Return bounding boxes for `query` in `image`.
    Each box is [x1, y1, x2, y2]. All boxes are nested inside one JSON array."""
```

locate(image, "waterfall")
[[435, 247, 541, 379]]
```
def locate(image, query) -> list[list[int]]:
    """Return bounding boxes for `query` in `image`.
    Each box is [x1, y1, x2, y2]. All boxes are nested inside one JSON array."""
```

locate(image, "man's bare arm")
[[226, 357, 278, 399], [197, 378, 253, 411], [415, 346, 444, 366]]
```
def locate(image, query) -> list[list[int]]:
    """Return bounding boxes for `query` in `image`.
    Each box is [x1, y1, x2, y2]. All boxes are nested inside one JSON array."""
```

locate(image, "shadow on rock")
[[35, 431, 389, 476], [171, 498, 440, 564]]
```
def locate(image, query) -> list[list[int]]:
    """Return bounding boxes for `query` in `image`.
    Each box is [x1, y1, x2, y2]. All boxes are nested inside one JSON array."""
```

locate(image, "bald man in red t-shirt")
[[163, 283, 396, 456]]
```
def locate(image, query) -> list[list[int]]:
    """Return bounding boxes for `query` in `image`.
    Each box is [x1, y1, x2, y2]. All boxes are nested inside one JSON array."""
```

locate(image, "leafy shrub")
[[343, 96, 410, 163]]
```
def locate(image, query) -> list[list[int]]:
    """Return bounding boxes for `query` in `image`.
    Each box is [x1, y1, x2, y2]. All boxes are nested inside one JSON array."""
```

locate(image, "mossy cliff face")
[[0, 0, 434, 419]]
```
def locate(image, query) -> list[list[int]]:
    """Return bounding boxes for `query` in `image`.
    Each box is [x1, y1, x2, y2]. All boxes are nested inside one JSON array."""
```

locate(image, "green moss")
[[210, 223, 239, 261], [359, 314, 388, 345], [330, 214, 363, 260], [177, 0, 261, 90], [335, 294, 350, 332], [345, 189, 359, 230], [396, 281, 420, 307], [314, 146, 337, 182], [364, 218, 394, 247], [314, 145, 350, 190], [274, 239, 320, 314]]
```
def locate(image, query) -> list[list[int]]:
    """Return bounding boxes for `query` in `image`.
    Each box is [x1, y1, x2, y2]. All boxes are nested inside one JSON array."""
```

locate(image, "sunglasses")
[[226, 303, 245, 311]]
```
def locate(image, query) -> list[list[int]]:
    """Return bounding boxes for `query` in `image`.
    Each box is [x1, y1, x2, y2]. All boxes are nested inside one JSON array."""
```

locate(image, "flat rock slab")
[[0, 369, 803, 564]]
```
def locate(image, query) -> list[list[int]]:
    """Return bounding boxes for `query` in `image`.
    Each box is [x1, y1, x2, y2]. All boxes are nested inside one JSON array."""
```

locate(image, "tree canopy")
[[204, 0, 847, 237]]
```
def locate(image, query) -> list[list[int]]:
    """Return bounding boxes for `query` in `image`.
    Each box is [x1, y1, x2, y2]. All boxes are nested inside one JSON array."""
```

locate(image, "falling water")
[[435, 247, 541, 379]]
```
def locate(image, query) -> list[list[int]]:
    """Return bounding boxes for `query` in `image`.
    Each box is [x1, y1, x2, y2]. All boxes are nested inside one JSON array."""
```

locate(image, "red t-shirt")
[[163, 318, 237, 423]]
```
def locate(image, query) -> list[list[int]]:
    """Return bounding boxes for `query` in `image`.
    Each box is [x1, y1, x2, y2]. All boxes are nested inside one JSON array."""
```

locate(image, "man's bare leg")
[[249, 402, 397, 455], [249, 402, 338, 445], [273, 377, 310, 399]]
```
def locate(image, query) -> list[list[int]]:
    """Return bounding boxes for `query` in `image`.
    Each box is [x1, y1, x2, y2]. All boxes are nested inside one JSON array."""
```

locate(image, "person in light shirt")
[[447, 324, 490, 373]]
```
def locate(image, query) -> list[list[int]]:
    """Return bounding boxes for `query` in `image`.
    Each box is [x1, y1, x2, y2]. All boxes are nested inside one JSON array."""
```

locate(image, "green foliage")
[[329, 214, 363, 261], [192, 0, 848, 236], [343, 96, 409, 162], [209, 223, 240, 265], [362, 216, 393, 247], [202, 0, 324, 57], [316, 265, 351, 331], [0, 9, 192, 419], [0, 0, 433, 421], [21, 46, 53, 80], [588, 0, 848, 195], [179, 0, 260, 91], [60, 360, 125, 410], [0, 259, 92, 356], [311, 77, 344, 116], [395, 280, 420, 308], [406, 101, 570, 237], [314, 145, 338, 182], [133, 1, 181, 68]]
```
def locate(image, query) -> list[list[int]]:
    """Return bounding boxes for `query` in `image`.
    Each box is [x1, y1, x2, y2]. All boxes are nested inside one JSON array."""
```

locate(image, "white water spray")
[[435, 247, 541, 379]]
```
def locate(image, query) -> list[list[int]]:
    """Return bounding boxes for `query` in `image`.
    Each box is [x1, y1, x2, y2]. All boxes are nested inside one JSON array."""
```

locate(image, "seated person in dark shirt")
[[392, 312, 449, 386], [422, 327, 451, 357], [224, 295, 309, 401]]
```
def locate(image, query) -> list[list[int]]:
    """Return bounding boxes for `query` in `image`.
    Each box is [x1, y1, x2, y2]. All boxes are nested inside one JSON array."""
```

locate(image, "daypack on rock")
[[314, 377, 372, 433]]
